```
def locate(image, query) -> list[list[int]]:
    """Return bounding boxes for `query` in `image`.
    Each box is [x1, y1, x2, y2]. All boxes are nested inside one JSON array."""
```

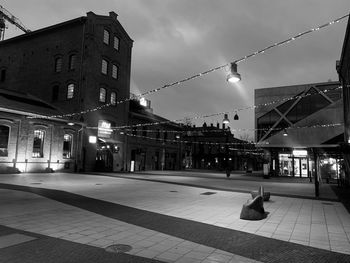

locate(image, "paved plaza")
[[0, 171, 350, 262]]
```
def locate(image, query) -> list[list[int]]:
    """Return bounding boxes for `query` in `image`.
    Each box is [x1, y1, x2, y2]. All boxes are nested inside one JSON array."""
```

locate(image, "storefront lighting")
[[292, 149, 308, 157], [89, 136, 97, 143], [67, 122, 74, 126]]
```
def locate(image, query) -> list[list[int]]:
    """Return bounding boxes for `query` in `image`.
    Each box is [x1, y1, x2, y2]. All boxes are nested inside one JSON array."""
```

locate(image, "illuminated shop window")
[[103, 29, 110, 44], [55, 57, 62, 72], [63, 134, 73, 159], [99, 88, 106, 103], [110, 92, 116, 105], [32, 130, 45, 158], [67, 83, 74, 99], [0, 125, 9, 157], [112, 64, 118, 79]]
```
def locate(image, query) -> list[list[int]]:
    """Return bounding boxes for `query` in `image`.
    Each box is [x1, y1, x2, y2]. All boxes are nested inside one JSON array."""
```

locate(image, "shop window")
[[32, 130, 45, 158], [103, 29, 110, 44], [110, 92, 116, 105], [54, 57, 62, 72], [63, 134, 73, 159], [0, 125, 9, 157], [68, 54, 77, 70], [101, 59, 108, 75], [67, 83, 74, 99], [99, 88, 106, 103], [112, 64, 118, 79]]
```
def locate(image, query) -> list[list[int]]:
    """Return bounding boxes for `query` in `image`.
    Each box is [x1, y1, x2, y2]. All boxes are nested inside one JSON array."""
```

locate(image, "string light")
[[32, 14, 349, 119], [101, 85, 342, 130]]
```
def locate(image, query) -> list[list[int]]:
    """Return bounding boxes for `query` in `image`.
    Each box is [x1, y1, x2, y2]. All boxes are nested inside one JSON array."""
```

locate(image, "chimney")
[[210, 123, 214, 127], [109, 12, 118, 20]]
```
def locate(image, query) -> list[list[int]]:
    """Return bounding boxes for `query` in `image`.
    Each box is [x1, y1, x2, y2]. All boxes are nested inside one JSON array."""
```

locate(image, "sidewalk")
[[1, 172, 350, 262]]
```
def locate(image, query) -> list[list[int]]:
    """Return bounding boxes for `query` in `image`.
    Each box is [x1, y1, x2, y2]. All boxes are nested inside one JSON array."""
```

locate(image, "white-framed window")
[[113, 36, 120, 50], [110, 92, 116, 105], [55, 57, 62, 72], [68, 54, 77, 70], [67, 83, 74, 99], [112, 64, 118, 79], [99, 88, 106, 103], [103, 29, 110, 44], [0, 125, 9, 157], [63, 134, 73, 159], [32, 129, 45, 158], [101, 59, 108, 75]]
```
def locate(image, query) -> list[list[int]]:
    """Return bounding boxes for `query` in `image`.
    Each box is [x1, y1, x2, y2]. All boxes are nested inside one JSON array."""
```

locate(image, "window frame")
[[113, 36, 120, 50], [63, 133, 73, 159], [0, 125, 10, 157], [32, 129, 45, 158], [68, 54, 77, 71], [101, 59, 108, 75], [99, 87, 107, 103], [103, 29, 110, 45], [54, 57, 63, 73], [110, 91, 117, 105], [67, 83, 75, 99], [112, 64, 118, 79]]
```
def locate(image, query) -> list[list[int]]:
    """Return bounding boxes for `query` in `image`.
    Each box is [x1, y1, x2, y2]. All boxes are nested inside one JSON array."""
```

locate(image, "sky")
[[2, 0, 350, 141]]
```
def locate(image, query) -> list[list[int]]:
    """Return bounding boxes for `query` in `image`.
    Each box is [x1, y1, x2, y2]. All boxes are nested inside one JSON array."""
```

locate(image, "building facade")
[[255, 81, 344, 181], [182, 123, 261, 172], [125, 98, 183, 172], [0, 89, 81, 173], [0, 11, 133, 172], [337, 14, 350, 185]]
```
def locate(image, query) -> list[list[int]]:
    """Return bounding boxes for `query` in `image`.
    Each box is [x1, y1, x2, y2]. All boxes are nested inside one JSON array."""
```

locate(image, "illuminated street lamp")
[[222, 113, 230, 124], [226, 63, 241, 83]]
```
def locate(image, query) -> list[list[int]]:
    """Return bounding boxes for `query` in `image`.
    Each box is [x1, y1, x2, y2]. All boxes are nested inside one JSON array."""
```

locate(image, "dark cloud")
[[3, 0, 349, 140]]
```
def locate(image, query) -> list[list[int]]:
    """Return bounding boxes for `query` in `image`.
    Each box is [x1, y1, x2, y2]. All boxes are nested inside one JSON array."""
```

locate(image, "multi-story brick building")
[[0, 11, 133, 172]]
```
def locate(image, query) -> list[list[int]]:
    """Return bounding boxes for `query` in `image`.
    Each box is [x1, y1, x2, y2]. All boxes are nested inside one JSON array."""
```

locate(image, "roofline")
[[338, 13, 350, 75], [0, 17, 86, 46], [255, 80, 340, 92]]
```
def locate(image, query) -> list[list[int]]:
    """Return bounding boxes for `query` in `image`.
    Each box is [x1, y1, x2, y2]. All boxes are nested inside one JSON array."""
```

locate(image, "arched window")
[[68, 54, 77, 70], [32, 129, 45, 158], [63, 134, 73, 159], [99, 88, 106, 103], [101, 59, 108, 75], [103, 29, 110, 44], [67, 83, 75, 99], [54, 57, 62, 72], [0, 125, 9, 157], [110, 91, 116, 105]]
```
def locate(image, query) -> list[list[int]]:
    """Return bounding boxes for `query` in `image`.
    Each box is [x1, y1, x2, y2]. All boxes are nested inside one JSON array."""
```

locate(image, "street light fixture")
[[226, 63, 241, 83], [223, 113, 230, 124]]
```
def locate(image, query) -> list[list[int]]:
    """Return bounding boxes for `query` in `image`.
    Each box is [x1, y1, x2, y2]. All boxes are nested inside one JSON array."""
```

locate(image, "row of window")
[[99, 88, 117, 105], [0, 125, 73, 159], [54, 54, 77, 73], [101, 59, 119, 79], [103, 29, 120, 50]]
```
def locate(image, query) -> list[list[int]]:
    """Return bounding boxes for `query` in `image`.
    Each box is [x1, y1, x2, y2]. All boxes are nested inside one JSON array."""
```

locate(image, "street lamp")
[[226, 63, 241, 83], [223, 113, 230, 124]]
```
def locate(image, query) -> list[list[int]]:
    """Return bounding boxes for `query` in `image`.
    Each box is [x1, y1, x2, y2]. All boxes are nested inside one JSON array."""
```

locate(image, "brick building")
[[0, 11, 133, 172]]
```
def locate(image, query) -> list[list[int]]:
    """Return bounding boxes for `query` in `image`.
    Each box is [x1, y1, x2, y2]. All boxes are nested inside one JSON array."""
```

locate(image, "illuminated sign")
[[292, 149, 308, 157], [89, 136, 97, 143], [139, 97, 147, 107], [98, 120, 113, 138]]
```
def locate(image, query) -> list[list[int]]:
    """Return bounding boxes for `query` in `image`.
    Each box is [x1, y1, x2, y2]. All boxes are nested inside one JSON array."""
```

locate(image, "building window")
[[0, 69, 6, 82], [32, 130, 45, 158], [55, 57, 62, 72], [113, 36, 119, 50], [52, 85, 59, 102], [112, 64, 118, 79], [101, 59, 108, 75], [99, 88, 106, 103], [67, 83, 74, 99], [63, 134, 73, 159], [103, 29, 110, 44], [68, 54, 77, 70], [110, 92, 116, 105], [0, 125, 9, 157]]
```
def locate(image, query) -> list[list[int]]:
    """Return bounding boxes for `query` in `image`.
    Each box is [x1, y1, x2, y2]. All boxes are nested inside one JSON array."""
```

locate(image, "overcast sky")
[[2, 0, 350, 140]]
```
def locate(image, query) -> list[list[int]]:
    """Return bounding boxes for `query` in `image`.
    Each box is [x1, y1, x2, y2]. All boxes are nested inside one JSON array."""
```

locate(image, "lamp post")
[[222, 114, 231, 178]]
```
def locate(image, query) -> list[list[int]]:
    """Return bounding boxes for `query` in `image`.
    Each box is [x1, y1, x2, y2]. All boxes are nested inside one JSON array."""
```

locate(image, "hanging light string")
[[122, 132, 263, 150], [87, 122, 343, 135], [100, 85, 342, 130], [37, 14, 348, 119]]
